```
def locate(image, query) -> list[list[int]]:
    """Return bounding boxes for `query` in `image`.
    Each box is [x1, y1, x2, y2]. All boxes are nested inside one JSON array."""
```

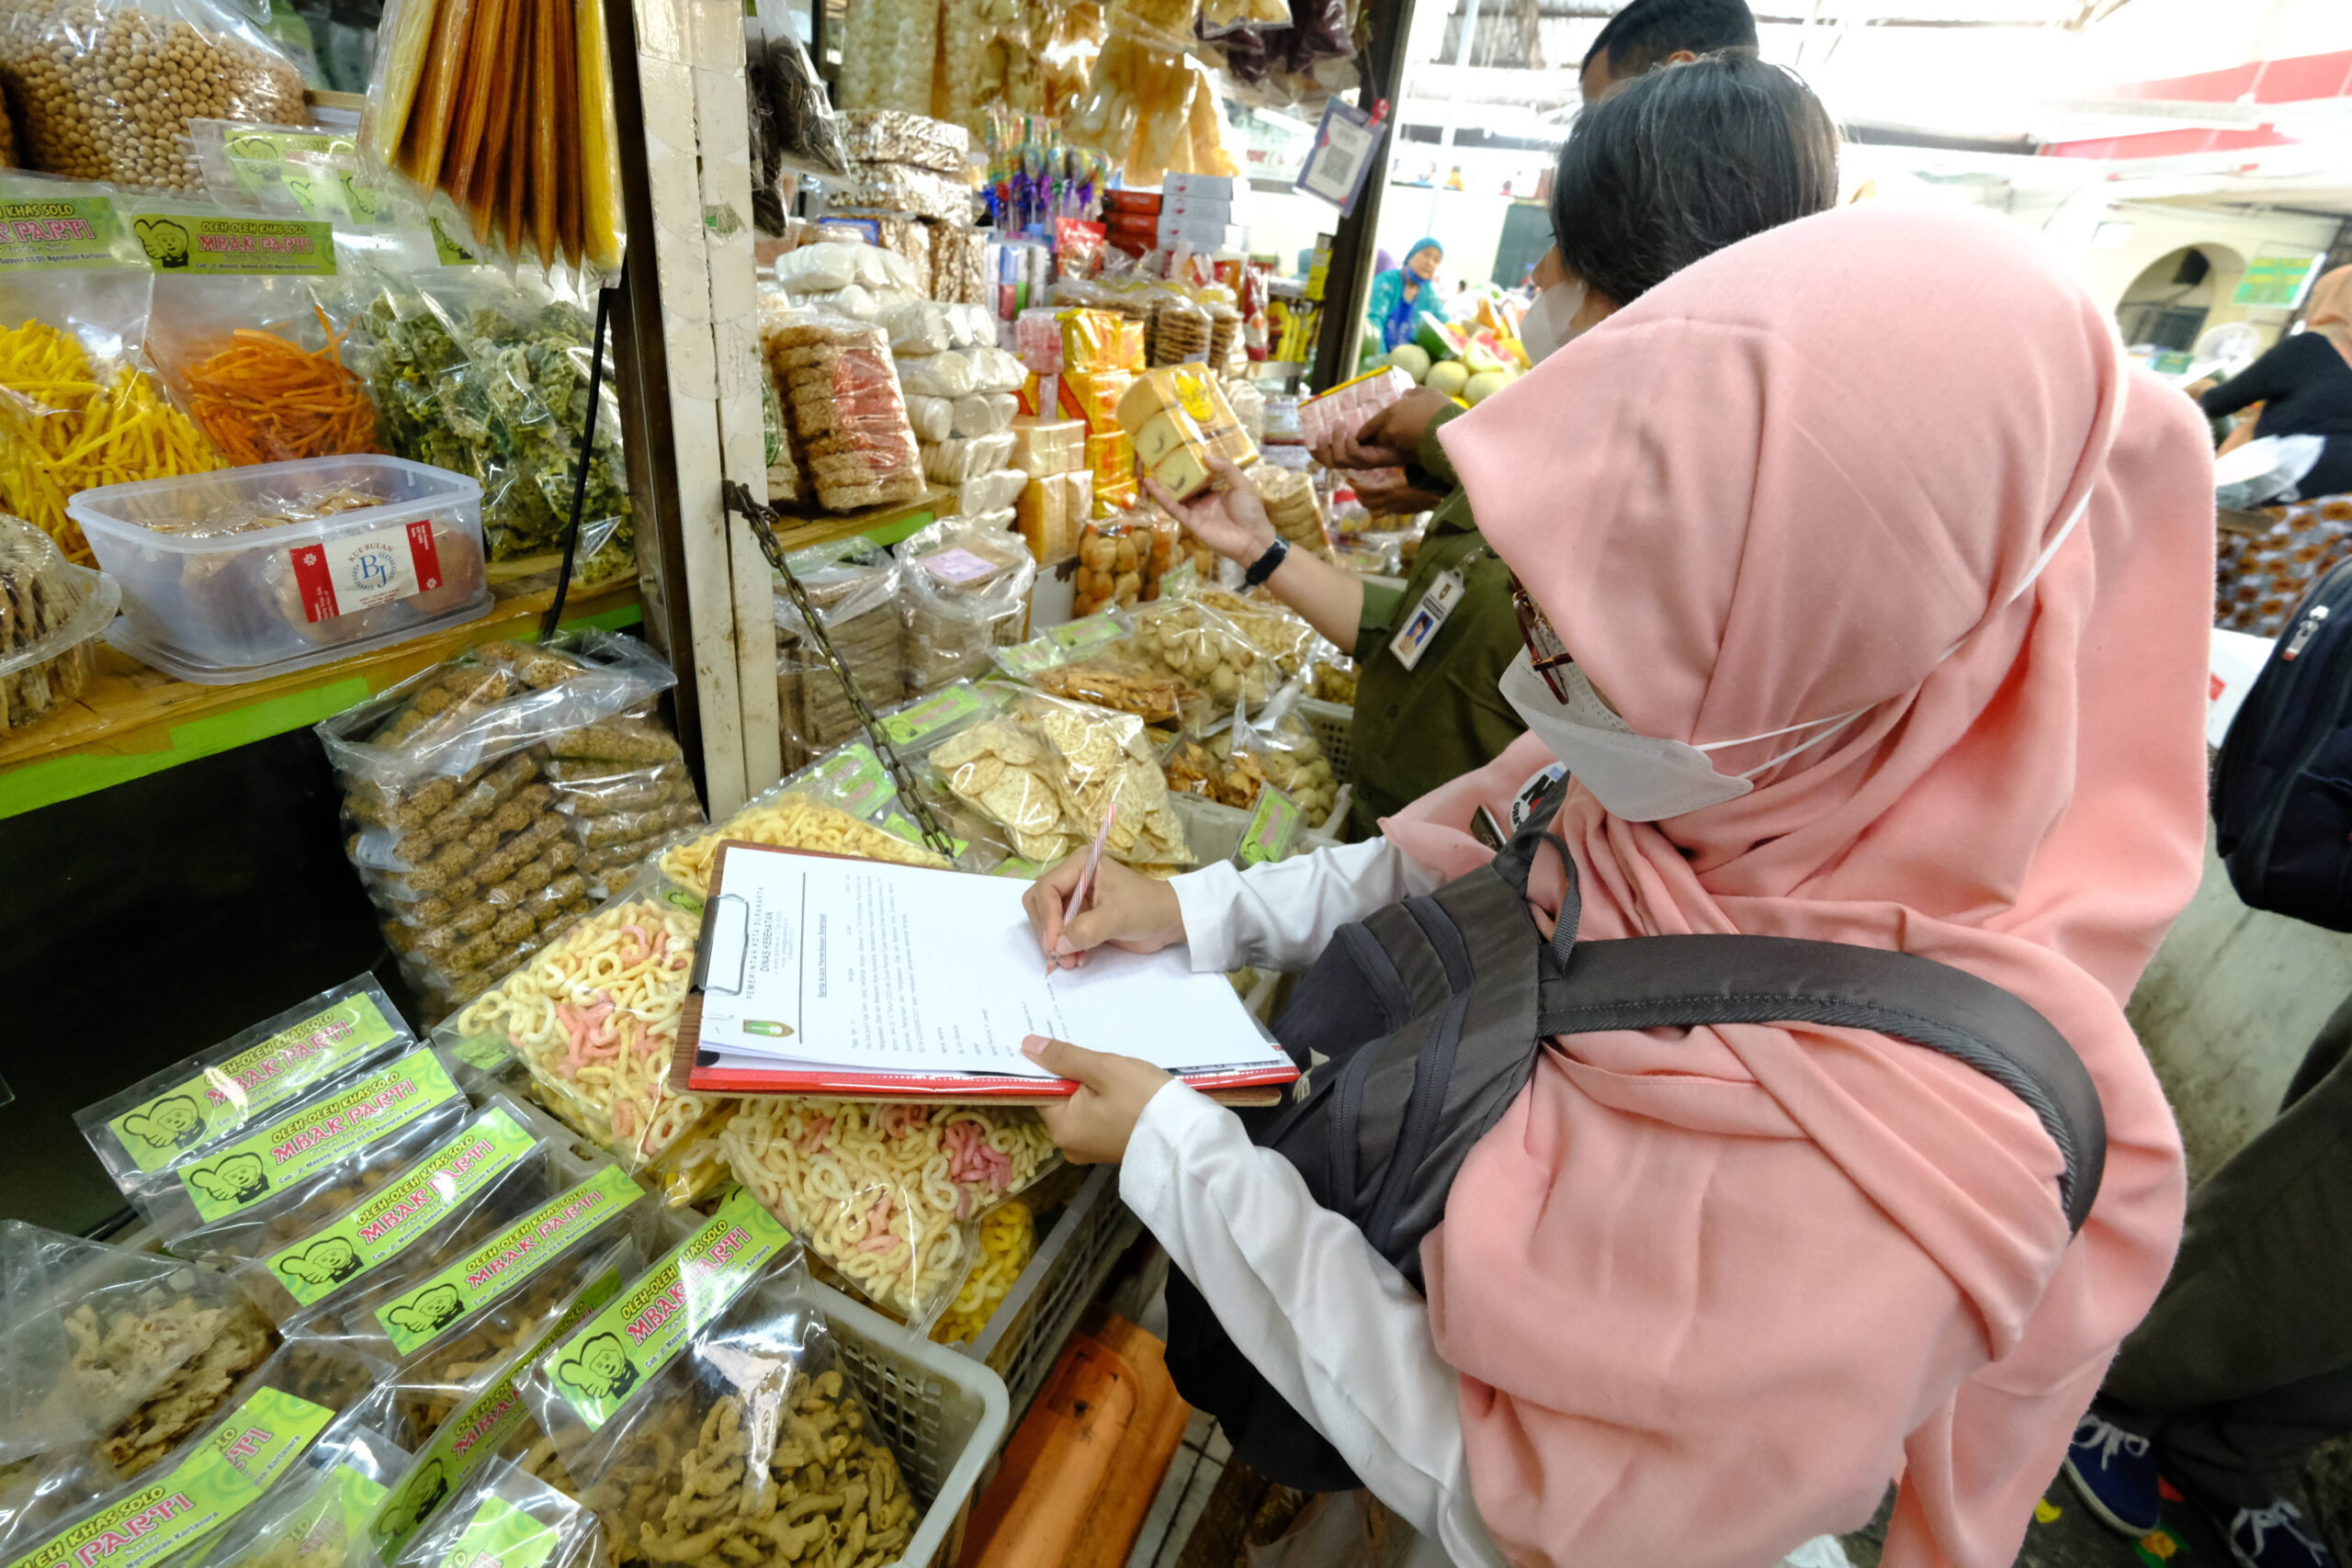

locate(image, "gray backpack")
[[1163, 774, 2105, 1493]]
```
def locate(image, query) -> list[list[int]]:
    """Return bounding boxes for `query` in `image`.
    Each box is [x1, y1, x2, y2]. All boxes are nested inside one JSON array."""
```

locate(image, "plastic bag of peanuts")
[[0, 0, 309, 190]]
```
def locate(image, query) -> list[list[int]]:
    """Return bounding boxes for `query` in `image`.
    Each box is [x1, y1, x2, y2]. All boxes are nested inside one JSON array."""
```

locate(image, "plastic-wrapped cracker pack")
[[761, 304, 926, 513], [773, 538, 904, 773], [314, 635, 699, 1019], [837, 110, 970, 174]]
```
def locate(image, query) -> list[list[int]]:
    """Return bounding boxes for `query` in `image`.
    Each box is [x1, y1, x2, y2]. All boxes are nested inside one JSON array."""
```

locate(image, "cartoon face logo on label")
[[121, 1094, 208, 1152], [278, 1236, 365, 1289], [554, 1333, 640, 1403], [187, 1153, 270, 1205], [384, 1284, 467, 1337], [133, 217, 190, 268], [378, 1461, 448, 1541]]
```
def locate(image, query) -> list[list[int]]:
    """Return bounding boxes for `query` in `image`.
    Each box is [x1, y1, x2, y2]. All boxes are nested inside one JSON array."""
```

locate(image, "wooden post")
[[1311, 0, 1421, 391], [609, 0, 784, 817]]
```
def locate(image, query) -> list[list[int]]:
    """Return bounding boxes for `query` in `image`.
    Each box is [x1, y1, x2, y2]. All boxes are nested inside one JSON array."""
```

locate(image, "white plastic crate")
[[960, 1167, 1142, 1427], [1297, 695, 1353, 786], [796, 1276, 1010, 1568]]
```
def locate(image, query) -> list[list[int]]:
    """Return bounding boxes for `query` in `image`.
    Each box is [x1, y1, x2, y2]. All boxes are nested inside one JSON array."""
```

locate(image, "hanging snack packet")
[[78, 975, 413, 1200], [225, 1098, 592, 1329], [432, 876, 719, 1175], [387, 1461, 603, 1568], [0, 1341, 389, 1568], [183, 1423, 409, 1568], [149, 1045, 476, 1263], [718, 1101, 1057, 1328], [522, 1197, 923, 1568], [0, 1223, 279, 1477]]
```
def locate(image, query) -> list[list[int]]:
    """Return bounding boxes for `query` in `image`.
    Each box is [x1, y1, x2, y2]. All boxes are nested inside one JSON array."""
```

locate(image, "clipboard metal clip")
[[692, 892, 753, 999], [722, 482, 960, 860]]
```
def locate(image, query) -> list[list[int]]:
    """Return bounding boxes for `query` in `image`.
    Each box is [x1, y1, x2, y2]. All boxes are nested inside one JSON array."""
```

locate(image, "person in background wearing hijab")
[[1176, 53, 1838, 837], [2208, 267, 2352, 636], [2063, 987, 2352, 1568], [1365, 238, 1446, 355], [1021, 204, 2215, 1568]]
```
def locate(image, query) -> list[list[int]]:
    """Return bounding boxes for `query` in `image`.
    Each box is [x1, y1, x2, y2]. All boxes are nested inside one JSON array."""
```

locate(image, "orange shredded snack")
[[179, 307, 381, 465]]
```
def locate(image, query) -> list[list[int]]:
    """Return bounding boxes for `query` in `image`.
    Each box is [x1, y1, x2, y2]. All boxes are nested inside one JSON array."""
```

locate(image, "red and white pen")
[[1051, 804, 1116, 974]]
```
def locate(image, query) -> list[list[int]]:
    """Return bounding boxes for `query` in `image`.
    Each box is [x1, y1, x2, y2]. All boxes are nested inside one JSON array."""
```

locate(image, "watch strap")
[[1242, 536, 1290, 589]]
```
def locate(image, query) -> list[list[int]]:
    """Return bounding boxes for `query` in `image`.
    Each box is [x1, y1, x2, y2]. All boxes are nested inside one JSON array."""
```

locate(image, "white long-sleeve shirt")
[[1128, 840, 1857, 1568]]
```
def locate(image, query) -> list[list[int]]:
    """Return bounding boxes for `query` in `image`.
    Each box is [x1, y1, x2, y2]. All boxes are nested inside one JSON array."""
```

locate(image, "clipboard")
[[669, 840, 1291, 1106]]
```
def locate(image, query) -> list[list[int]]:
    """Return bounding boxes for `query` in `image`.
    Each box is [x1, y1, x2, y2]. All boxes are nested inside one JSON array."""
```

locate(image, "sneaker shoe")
[[2215, 1498, 2338, 1568], [2062, 1412, 2162, 1537]]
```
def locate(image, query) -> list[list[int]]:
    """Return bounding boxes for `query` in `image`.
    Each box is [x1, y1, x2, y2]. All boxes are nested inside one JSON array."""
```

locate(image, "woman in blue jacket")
[[1365, 238, 1446, 354]]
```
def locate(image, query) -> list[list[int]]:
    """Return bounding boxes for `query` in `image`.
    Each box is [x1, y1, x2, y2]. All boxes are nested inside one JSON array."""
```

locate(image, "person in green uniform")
[[1152, 50, 1838, 835]]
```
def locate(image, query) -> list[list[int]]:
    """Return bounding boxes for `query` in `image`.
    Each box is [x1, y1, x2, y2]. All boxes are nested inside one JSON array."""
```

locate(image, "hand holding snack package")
[[0, 1222, 279, 1479], [718, 1100, 1057, 1328], [435, 880, 722, 1176], [1114, 364, 1257, 502]]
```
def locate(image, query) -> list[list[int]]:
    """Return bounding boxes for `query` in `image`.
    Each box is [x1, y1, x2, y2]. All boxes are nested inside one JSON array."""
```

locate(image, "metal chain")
[[720, 481, 957, 859]]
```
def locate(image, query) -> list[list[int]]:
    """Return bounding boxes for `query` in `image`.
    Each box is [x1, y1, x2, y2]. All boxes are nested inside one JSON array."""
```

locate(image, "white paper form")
[[698, 845, 1288, 1078]]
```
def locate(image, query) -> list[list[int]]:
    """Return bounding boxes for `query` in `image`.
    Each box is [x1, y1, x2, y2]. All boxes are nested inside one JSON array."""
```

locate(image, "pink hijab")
[[1388, 206, 2214, 1568]]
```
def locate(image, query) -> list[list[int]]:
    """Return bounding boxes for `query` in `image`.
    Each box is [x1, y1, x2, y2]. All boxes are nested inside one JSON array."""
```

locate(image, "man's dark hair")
[[1581, 0, 1758, 79], [1550, 52, 1838, 308]]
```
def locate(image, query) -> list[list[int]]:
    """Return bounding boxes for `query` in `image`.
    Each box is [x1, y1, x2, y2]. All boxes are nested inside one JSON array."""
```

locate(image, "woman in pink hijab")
[[1020, 202, 2217, 1568]]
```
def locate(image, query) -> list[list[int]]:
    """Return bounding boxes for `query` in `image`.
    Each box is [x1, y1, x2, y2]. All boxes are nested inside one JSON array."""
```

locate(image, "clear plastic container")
[[0, 514, 119, 731], [72, 455, 492, 683]]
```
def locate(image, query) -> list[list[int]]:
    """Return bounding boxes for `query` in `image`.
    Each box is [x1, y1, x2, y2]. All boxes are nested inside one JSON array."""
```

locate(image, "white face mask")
[[1520, 279, 1589, 366], [1494, 484, 2097, 822], [1498, 651, 1864, 821]]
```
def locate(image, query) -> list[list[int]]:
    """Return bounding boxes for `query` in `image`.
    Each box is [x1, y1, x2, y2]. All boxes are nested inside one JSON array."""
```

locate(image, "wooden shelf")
[[769, 488, 952, 555], [0, 576, 643, 819]]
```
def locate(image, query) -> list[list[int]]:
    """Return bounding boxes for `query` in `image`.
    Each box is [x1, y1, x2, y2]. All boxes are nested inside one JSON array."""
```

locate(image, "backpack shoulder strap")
[[1537, 933, 2105, 1233]]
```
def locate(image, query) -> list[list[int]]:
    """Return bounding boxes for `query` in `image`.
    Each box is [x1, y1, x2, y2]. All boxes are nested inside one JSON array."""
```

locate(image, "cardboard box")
[[1165, 174, 1240, 199], [1103, 188, 1165, 215], [1155, 218, 1249, 254], [1011, 415, 1086, 476]]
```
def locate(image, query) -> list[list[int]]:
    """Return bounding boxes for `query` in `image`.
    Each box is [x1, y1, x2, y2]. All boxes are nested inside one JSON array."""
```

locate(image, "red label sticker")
[[288, 521, 445, 622]]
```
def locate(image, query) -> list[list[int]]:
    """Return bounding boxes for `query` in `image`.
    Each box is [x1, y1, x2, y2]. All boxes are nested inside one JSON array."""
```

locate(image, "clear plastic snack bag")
[[77, 975, 415, 1205], [1194, 586, 1328, 678], [761, 302, 924, 513], [431, 877, 720, 1174], [773, 535, 904, 772], [1228, 682, 1342, 829], [295, 1164, 667, 1441], [363, 1258, 625, 1556], [386, 1460, 604, 1568], [184, 1422, 409, 1568], [225, 1098, 596, 1330], [0, 1339, 392, 1568], [1127, 593, 1278, 717], [522, 1206, 922, 1568], [0, 1222, 280, 1476], [718, 1100, 1057, 1329], [151, 1044, 479, 1264], [896, 514, 1036, 694], [746, 6, 849, 238], [0, 0, 308, 190]]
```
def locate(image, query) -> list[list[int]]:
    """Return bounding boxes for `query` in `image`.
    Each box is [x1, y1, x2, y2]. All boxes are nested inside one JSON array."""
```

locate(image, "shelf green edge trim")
[[861, 507, 938, 549], [0, 604, 642, 819]]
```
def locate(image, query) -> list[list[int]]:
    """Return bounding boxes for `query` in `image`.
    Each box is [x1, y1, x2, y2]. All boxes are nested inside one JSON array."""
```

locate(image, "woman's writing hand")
[[1024, 1035, 1172, 1163], [1023, 853, 1186, 970], [1311, 386, 1453, 470], [1146, 457, 1276, 564]]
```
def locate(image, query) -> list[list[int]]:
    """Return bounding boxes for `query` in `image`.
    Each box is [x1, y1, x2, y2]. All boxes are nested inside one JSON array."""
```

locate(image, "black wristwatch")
[[1241, 536, 1290, 589]]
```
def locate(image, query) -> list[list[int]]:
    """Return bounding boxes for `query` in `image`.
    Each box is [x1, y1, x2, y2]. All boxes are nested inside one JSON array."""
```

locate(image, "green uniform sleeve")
[[1358, 577, 1408, 645], [1414, 402, 1468, 490]]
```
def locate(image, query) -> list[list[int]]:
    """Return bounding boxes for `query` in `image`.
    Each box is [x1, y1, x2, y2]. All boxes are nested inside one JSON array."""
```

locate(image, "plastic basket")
[[961, 1166, 1143, 1426], [1297, 696, 1353, 786], [795, 1276, 1010, 1568], [1167, 789, 1341, 865]]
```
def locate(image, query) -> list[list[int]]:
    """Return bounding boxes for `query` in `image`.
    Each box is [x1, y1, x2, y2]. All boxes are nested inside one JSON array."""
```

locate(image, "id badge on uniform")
[[1387, 570, 1465, 671]]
